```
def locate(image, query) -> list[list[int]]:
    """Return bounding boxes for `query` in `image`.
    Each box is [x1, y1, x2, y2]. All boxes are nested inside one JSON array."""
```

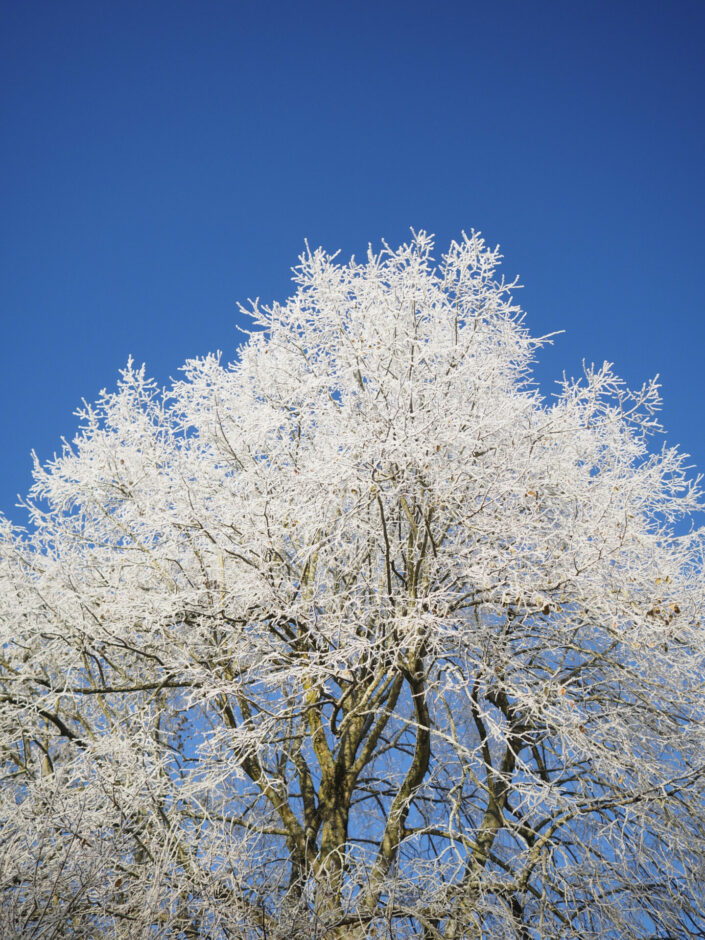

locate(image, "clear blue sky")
[[2, 0, 704, 518]]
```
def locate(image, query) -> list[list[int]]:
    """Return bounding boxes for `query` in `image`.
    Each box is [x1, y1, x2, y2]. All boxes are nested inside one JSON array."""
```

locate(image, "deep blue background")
[[2, 0, 704, 518]]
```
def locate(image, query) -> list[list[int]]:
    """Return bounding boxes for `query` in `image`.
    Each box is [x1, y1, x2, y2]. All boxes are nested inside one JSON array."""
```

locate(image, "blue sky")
[[2, 0, 704, 519]]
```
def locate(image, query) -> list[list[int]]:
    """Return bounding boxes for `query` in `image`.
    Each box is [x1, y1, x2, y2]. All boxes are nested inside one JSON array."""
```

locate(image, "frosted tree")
[[1, 232, 705, 938]]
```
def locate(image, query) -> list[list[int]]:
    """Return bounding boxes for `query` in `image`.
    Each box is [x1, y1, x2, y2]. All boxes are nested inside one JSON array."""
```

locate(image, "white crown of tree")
[[1, 232, 704, 938]]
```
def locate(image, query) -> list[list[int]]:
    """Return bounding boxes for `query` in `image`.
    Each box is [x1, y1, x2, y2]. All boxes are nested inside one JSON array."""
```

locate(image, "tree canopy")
[[2, 233, 705, 938]]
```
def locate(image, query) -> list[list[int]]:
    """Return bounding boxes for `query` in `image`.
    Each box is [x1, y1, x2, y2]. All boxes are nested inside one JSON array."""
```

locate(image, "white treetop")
[[1, 233, 704, 938]]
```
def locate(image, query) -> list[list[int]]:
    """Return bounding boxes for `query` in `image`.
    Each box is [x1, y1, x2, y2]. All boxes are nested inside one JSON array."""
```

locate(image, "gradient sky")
[[2, 0, 704, 520]]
